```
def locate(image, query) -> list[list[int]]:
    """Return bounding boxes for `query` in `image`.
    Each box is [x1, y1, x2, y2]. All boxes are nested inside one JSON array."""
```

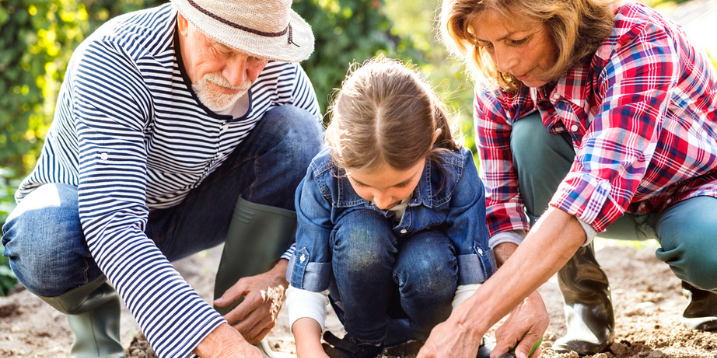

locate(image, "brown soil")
[[1, 242, 716, 357]]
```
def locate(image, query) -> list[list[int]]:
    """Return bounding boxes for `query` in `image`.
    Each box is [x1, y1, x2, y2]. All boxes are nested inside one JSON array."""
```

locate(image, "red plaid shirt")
[[475, 1, 717, 236]]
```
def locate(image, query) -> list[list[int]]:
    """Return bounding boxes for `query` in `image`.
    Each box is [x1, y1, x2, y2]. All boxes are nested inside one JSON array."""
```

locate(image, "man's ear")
[[177, 12, 189, 36]]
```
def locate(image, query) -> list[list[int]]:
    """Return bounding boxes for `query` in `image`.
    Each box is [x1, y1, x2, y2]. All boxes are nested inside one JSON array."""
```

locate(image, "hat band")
[[185, 0, 299, 46]]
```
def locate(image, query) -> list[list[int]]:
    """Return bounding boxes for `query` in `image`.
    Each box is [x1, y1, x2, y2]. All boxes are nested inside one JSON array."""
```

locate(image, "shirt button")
[[299, 254, 306, 263], [100, 153, 109, 161], [400, 229, 407, 234], [552, 93, 560, 100], [221, 124, 229, 131], [477, 248, 484, 255], [570, 124, 579, 132]]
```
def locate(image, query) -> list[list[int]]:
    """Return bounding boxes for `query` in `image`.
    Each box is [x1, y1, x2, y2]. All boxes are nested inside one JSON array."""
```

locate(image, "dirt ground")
[[1, 241, 716, 358]]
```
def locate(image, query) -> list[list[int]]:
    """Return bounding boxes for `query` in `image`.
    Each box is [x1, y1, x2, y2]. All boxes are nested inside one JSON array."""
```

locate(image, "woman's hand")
[[421, 207, 585, 358], [417, 309, 485, 358], [491, 290, 549, 358]]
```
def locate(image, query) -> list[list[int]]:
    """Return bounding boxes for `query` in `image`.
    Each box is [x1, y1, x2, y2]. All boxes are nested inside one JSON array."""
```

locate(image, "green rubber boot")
[[214, 197, 298, 358], [552, 243, 614, 355], [38, 276, 125, 358]]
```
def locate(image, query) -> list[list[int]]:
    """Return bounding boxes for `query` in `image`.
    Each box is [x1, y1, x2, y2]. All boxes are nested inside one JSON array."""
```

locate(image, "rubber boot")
[[681, 281, 717, 331], [38, 276, 125, 358], [214, 197, 298, 358], [552, 243, 614, 355]]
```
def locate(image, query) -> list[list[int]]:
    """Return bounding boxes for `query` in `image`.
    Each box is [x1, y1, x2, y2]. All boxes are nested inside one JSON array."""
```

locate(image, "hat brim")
[[171, 0, 314, 63]]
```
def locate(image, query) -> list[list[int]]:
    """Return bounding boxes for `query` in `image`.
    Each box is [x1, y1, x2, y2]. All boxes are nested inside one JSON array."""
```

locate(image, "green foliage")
[[294, 0, 420, 117], [384, 0, 478, 157], [0, 168, 18, 296], [0, 0, 164, 179]]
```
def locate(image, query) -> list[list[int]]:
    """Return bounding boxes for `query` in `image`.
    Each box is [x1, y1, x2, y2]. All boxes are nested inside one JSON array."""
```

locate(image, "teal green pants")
[[511, 114, 717, 292]]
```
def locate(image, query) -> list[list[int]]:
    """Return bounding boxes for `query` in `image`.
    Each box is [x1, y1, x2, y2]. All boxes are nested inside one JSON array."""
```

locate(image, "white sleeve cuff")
[[285, 286, 329, 333], [488, 230, 526, 249], [451, 283, 480, 312], [577, 218, 597, 247]]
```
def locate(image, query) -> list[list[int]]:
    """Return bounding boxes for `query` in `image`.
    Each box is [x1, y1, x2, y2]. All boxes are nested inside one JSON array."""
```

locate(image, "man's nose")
[[222, 58, 248, 87]]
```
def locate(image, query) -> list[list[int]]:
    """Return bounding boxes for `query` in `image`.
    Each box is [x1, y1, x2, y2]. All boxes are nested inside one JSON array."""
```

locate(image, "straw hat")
[[170, 0, 314, 63]]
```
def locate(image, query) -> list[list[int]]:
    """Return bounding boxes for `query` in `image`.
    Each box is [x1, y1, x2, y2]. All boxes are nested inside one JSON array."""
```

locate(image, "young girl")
[[285, 57, 496, 358]]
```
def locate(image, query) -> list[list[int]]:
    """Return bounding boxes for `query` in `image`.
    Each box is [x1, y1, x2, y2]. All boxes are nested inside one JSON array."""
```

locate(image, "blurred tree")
[[294, 0, 420, 118], [0, 0, 164, 179], [384, 0, 478, 156]]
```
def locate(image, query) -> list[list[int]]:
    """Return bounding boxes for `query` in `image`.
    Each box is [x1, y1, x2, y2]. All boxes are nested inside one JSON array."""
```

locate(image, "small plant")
[[0, 167, 18, 296]]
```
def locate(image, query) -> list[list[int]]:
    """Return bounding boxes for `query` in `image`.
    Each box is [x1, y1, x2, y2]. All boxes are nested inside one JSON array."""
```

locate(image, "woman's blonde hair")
[[440, 0, 615, 91], [325, 57, 460, 172]]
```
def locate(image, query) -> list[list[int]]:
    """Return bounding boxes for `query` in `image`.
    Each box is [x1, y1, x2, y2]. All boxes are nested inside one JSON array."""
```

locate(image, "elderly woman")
[[417, 0, 717, 357]]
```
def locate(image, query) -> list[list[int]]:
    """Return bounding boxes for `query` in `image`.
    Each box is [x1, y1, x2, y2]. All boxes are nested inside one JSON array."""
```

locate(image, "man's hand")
[[214, 260, 289, 344], [490, 291, 549, 358], [193, 323, 265, 358]]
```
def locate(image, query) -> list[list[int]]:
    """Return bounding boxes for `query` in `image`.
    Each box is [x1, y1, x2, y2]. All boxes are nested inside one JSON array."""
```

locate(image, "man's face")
[[177, 13, 269, 111]]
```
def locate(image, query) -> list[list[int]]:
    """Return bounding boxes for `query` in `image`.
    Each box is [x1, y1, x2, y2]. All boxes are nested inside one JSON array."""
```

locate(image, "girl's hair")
[[440, 0, 615, 91], [325, 57, 460, 172]]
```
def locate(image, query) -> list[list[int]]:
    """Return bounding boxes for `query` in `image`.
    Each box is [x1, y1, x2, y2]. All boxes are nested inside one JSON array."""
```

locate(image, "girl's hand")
[[293, 318, 328, 358], [297, 346, 330, 358]]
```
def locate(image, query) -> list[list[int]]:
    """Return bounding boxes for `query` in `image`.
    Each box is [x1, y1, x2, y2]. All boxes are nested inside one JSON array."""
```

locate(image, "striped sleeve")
[[291, 65, 322, 122], [279, 64, 322, 262], [72, 38, 224, 358]]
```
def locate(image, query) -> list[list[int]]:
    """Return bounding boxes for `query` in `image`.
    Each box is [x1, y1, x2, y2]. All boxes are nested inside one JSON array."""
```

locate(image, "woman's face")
[[470, 10, 557, 88]]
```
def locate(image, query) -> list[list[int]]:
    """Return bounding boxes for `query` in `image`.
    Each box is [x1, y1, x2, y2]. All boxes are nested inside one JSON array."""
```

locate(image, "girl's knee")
[[395, 232, 457, 299], [332, 210, 396, 271]]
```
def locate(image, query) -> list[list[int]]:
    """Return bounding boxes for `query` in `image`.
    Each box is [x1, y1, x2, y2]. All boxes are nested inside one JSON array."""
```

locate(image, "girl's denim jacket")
[[287, 146, 497, 292]]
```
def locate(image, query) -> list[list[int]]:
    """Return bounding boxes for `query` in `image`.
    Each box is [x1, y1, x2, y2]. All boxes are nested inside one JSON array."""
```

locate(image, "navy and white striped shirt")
[[16, 4, 320, 357]]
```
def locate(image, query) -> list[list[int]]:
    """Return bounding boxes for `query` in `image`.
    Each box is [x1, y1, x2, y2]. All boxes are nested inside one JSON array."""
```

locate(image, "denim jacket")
[[287, 146, 497, 292]]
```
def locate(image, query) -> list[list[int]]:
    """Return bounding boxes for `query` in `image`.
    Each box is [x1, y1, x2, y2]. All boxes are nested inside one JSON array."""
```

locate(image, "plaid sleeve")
[[549, 20, 680, 232], [474, 87, 535, 237]]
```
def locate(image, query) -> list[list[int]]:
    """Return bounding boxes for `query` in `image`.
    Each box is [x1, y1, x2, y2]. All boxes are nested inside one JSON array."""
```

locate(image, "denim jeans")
[[327, 209, 458, 345], [511, 113, 717, 292], [2, 105, 323, 297]]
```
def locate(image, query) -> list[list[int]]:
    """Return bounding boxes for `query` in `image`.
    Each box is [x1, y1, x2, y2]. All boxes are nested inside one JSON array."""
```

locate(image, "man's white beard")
[[192, 73, 251, 112]]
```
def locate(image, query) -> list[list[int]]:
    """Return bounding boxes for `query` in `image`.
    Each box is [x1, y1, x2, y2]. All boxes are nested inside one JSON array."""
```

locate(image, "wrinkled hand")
[[214, 261, 289, 344], [417, 317, 484, 358], [491, 291, 549, 358], [193, 323, 265, 358]]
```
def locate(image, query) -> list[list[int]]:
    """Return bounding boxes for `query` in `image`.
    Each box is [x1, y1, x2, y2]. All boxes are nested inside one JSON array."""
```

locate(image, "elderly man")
[[1, 0, 322, 357]]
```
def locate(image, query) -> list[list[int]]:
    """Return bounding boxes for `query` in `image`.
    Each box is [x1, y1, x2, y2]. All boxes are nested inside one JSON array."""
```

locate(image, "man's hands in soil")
[[214, 259, 289, 344]]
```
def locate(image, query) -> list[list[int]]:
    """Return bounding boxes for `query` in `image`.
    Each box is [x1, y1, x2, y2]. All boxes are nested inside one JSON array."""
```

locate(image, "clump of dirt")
[[126, 333, 157, 358]]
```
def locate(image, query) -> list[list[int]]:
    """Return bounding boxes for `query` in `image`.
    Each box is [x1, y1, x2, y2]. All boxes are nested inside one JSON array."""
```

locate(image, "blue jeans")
[[328, 209, 458, 344], [511, 113, 717, 292], [2, 105, 323, 297]]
